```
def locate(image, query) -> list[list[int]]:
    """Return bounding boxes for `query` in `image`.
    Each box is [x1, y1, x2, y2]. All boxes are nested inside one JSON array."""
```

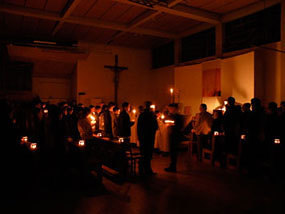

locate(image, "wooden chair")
[[202, 135, 215, 164], [125, 143, 142, 176]]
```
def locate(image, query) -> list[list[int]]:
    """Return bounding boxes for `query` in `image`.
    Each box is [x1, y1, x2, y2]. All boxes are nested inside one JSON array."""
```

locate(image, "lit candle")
[[165, 120, 175, 125], [132, 109, 136, 114], [241, 135, 246, 140], [44, 109, 48, 114], [78, 140, 85, 147], [30, 143, 37, 151], [274, 138, 280, 144], [118, 138, 124, 143], [170, 88, 174, 103], [161, 114, 165, 120], [97, 133, 102, 137], [214, 131, 219, 136]]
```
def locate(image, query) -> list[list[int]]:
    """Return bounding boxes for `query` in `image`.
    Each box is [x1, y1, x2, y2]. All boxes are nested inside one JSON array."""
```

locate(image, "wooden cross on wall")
[[104, 55, 128, 105]]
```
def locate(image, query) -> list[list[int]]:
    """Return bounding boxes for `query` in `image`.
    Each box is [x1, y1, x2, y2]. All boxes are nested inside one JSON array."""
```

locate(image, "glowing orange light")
[[161, 114, 165, 120], [30, 143, 37, 151], [241, 135, 246, 140], [274, 138, 280, 144], [170, 88, 174, 94], [214, 131, 219, 136], [150, 105, 155, 110], [132, 109, 136, 114], [78, 140, 85, 147], [118, 138, 124, 143], [97, 133, 102, 137], [44, 109, 48, 114], [224, 101, 228, 105]]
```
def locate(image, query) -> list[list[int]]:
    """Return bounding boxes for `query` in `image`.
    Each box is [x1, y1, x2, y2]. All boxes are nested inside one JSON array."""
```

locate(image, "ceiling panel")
[[71, 0, 98, 17], [183, 0, 261, 14], [1, 0, 26, 6], [141, 13, 200, 34], [44, 0, 68, 13], [25, 0, 47, 10], [84, 0, 115, 19]]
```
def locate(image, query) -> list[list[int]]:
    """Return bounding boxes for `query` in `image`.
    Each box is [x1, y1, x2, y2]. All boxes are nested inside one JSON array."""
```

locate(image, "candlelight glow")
[[274, 138, 280, 144], [224, 101, 228, 105], [241, 135, 246, 140], [161, 114, 165, 120], [44, 109, 48, 114], [132, 109, 136, 114], [21, 136, 28, 144], [150, 104, 155, 110], [170, 88, 174, 94], [78, 140, 85, 147], [97, 133, 102, 137], [214, 131, 219, 136], [165, 120, 175, 124], [30, 143, 37, 151], [118, 138, 124, 143]]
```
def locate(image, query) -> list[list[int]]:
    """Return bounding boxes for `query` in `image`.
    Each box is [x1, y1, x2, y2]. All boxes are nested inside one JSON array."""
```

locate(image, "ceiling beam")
[[0, 4, 177, 39], [114, 0, 220, 24], [222, 0, 281, 22], [52, 0, 83, 36]]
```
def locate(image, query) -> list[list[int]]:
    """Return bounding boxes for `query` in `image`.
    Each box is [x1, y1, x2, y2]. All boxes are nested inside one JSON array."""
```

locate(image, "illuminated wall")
[[77, 43, 156, 107], [175, 52, 255, 115]]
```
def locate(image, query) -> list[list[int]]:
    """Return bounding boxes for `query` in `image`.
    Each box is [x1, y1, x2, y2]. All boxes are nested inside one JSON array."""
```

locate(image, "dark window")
[[181, 28, 216, 62], [224, 4, 281, 53], [152, 42, 174, 69]]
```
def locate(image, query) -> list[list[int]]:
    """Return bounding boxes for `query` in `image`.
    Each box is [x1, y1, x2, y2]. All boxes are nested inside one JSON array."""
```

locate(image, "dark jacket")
[[137, 110, 158, 143], [118, 110, 133, 137]]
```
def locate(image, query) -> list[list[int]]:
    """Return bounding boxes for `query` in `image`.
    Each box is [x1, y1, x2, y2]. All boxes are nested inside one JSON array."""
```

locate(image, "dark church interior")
[[1, 0, 285, 213]]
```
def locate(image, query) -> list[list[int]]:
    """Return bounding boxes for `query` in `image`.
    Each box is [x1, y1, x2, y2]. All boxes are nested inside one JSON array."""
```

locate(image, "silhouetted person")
[[224, 97, 241, 155], [118, 102, 134, 138], [212, 110, 226, 167], [137, 101, 158, 175], [247, 98, 266, 175], [193, 104, 213, 162], [103, 102, 115, 138], [165, 103, 184, 172]]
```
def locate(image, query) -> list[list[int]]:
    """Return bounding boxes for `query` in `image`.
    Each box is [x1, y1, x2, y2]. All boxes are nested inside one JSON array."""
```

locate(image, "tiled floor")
[[3, 152, 285, 214]]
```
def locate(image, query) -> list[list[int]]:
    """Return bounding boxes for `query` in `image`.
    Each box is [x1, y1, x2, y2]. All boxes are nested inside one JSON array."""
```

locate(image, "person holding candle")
[[118, 102, 134, 139], [165, 103, 184, 172], [192, 104, 213, 162]]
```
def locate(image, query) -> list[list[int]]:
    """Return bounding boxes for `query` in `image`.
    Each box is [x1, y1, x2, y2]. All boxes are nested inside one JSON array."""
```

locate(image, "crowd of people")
[[191, 97, 285, 177], [1, 96, 285, 179]]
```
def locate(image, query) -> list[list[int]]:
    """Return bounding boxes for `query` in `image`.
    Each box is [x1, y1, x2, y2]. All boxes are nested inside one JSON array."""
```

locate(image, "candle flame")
[[78, 140, 85, 147], [214, 131, 219, 136], [30, 143, 37, 151], [165, 120, 175, 124], [170, 88, 174, 94], [132, 109, 136, 114], [241, 135, 246, 140], [274, 138, 280, 144]]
